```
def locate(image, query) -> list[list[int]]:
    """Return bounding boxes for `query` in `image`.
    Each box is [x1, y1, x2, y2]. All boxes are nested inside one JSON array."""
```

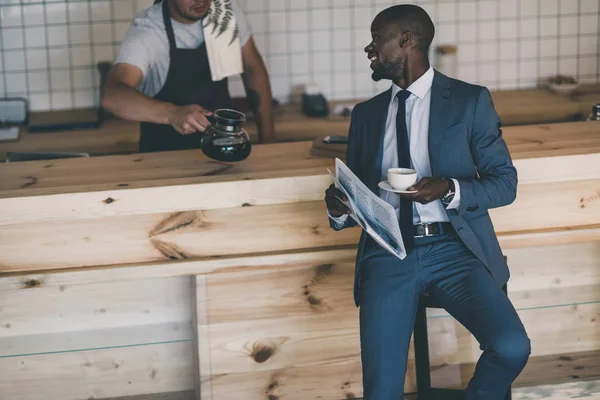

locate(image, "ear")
[[399, 32, 412, 48]]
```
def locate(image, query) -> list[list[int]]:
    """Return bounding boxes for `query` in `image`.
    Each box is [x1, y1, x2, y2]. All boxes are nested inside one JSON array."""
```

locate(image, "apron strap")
[[161, 0, 177, 51]]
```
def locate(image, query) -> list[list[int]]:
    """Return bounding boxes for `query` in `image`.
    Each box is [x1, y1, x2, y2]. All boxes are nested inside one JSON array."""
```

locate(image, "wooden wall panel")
[[0, 342, 195, 400], [0, 277, 193, 339], [194, 241, 600, 399], [0, 203, 361, 272]]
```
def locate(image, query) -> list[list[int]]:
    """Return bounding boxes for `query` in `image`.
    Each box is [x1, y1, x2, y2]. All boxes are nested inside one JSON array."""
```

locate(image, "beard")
[[371, 60, 404, 82], [179, 8, 208, 21]]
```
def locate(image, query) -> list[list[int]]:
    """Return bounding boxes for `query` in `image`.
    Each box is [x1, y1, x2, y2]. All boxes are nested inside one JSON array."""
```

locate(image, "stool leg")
[[413, 301, 431, 399]]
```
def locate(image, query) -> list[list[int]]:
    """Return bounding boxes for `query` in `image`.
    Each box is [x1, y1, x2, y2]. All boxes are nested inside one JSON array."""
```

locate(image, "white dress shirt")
[[331, 66, 461, 227]]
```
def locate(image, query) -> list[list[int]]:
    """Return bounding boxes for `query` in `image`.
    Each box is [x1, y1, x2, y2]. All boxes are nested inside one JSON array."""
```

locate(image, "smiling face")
[[364, 14, 408, 82], [170, 0, 211, 22]]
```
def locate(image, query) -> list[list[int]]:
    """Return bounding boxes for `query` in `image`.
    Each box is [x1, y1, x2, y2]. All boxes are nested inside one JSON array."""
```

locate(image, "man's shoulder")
[[352, 89, 391, 118], [130, 3, 165, 33], [434, 70, 486, 98]]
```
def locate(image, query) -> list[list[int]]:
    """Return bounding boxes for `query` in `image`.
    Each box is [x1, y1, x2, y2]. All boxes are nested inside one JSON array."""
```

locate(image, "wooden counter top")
[[574, 84, 600, 117], [312, 120, 600, 160], [1, 121, 598, 201], [0, 87, 588, 161]]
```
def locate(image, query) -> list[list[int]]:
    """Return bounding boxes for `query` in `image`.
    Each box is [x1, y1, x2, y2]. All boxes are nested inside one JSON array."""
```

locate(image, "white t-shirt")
[[114, 0, 251, 98]]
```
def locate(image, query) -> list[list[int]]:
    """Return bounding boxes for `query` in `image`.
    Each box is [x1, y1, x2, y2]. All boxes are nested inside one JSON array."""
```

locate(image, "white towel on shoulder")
[[203, 0, 243, 82]]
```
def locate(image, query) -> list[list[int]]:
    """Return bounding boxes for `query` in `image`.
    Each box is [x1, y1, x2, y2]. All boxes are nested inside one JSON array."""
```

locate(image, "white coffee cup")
[[387, 168, 418, 191]]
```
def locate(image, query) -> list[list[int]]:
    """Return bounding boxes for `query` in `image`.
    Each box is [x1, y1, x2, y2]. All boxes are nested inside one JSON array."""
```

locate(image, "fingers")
[[325, 185, 350, 216], [191, 104, 213, 116], [326, 185, 347, 202], [180, 121, 196, 135], [185, 117, 207, 133], [409, 177, 430, 191], [182, 111, 212, 134]]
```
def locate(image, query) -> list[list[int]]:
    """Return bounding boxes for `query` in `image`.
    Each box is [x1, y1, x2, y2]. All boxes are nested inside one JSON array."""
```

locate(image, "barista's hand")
[[325, 184, 350, 217], [167, 105, 213, 135]]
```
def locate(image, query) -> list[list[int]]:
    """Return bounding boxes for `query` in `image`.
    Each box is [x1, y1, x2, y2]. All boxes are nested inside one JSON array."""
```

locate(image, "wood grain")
[[193, 244, 600, 398], [2, 171, 600, 272], [0, 88, 586, 162], [0, 341, 195, 400]]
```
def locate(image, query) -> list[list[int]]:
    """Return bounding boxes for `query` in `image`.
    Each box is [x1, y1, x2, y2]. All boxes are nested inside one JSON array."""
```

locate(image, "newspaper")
[[328, 158, 407, 260]]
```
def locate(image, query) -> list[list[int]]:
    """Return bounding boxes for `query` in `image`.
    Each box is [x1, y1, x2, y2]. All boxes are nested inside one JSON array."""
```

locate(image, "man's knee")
[[490, 330, 531, 367]]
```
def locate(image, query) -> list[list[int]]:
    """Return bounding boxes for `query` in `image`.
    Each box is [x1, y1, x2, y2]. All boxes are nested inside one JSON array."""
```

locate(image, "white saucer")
[[378, 180, 418, 194]]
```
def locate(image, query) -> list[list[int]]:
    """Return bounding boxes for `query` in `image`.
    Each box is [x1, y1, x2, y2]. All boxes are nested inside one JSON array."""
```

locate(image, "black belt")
[[413, 222, 455, 238]]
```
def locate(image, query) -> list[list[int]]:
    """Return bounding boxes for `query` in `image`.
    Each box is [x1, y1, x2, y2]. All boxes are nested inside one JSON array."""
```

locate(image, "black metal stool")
[[412, 283, 512, 400]]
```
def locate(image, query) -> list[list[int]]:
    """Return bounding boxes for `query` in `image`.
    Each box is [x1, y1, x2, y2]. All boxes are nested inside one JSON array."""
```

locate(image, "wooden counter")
[[1, 121, 600, 399], [574, 84, 600, 118], [0, 87, 588, 161]]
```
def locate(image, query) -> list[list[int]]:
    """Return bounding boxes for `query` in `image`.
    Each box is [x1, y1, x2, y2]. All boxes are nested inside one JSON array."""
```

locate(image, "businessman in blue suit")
[[325, 5, 530, 400]]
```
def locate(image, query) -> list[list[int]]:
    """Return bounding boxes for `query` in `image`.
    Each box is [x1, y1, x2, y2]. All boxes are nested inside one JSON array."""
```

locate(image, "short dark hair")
[[378, 5, 435, 52]]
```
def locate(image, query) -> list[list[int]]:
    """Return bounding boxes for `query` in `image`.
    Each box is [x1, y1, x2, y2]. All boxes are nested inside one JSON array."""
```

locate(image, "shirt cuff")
[[446, 178, 461, 210], [329, 212, 349, 228]]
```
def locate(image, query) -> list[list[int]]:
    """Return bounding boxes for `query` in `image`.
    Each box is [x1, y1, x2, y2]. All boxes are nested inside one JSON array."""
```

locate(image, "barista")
[[101, 0, 276, 153]]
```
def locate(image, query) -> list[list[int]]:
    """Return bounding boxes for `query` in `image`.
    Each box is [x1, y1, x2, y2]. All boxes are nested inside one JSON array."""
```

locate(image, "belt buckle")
[[414, 223, 437, 238], [413, 224, 425, 239]]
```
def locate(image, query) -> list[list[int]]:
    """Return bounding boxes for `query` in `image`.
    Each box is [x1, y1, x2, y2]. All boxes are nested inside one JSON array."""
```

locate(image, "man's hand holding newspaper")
[[326, 158, 408, 260]]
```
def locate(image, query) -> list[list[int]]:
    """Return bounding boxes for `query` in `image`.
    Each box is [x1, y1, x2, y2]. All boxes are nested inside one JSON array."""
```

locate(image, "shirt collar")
[[390, 66, 434, 103]]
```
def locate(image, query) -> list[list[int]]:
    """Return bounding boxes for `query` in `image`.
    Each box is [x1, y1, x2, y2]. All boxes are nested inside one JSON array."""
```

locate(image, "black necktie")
[[395, 90, 414, 253]]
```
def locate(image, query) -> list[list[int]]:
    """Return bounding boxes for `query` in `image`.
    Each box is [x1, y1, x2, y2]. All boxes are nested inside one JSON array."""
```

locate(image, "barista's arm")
[[241, 37, 276, 143], [101, 63, 212, 135]]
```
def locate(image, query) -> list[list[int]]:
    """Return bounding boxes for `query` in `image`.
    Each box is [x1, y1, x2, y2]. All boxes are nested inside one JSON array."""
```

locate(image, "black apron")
[[139, 0, 233, 153]]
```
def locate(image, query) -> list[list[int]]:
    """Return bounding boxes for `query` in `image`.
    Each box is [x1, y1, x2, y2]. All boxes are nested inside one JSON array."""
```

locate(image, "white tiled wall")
[[0, 0, 599, 111]]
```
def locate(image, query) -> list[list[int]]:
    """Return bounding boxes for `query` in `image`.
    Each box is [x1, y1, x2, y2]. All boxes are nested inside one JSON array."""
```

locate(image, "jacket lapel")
[[367, 88, 392, 192], [428, 70, 454, 176]]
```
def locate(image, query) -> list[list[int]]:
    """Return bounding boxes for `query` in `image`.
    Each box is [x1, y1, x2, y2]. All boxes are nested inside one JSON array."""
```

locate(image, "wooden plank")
[[311, 121, 600, 161], [0, 226, 593, 282], [428, 351, 600, 395], [192, 245, 600, 398], [0, 341, 195, 400], [0, 121, 598, 198], [0, 202, 360, 272], [0, 89, 582, 162], [0, 168, 332, 226], [0, 141, 330, 193], [0, 276, 193, 338], [104, 392, 195, 400], [0, 109, 352, 161], [497, 225, 600, 249], [0, 248, 359, 290], [488, 177, 600, 232], [1, 149, 599, 229], [491, 89, 581, 126], [0, 243, 598, 399], [0, 322, 194, 358], [195, 275, 211, 400], [1, 162, 598, 229], [2, 168, 600, 272], [426, 301, 600, 366], [2, 239, 598, 305]]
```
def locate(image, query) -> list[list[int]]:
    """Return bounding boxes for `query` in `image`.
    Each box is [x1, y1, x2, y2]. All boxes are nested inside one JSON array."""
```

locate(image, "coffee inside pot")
[[201, 109, 251, 162]]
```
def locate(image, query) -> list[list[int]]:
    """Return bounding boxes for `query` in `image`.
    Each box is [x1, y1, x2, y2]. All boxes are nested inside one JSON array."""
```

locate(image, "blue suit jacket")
[[330, 70, 518, 307]]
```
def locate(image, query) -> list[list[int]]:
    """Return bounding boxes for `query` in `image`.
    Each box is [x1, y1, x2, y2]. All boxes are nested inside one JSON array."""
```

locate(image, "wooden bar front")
[[0, 121, 599, 399]]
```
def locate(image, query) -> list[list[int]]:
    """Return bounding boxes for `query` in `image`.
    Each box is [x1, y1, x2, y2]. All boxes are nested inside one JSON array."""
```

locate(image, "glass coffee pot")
[[201, 109, 251, 162]]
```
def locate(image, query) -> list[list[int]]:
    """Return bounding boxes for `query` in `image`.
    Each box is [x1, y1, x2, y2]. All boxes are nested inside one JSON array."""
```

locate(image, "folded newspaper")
[[328, 158, 407, 260]]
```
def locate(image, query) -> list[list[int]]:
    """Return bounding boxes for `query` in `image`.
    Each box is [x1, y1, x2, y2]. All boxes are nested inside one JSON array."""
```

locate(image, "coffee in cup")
[[387, 168, 418, 191]]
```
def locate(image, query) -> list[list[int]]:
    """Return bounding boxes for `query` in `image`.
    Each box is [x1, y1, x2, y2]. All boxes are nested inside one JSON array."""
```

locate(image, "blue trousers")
[[358, 233, 530, 400]]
